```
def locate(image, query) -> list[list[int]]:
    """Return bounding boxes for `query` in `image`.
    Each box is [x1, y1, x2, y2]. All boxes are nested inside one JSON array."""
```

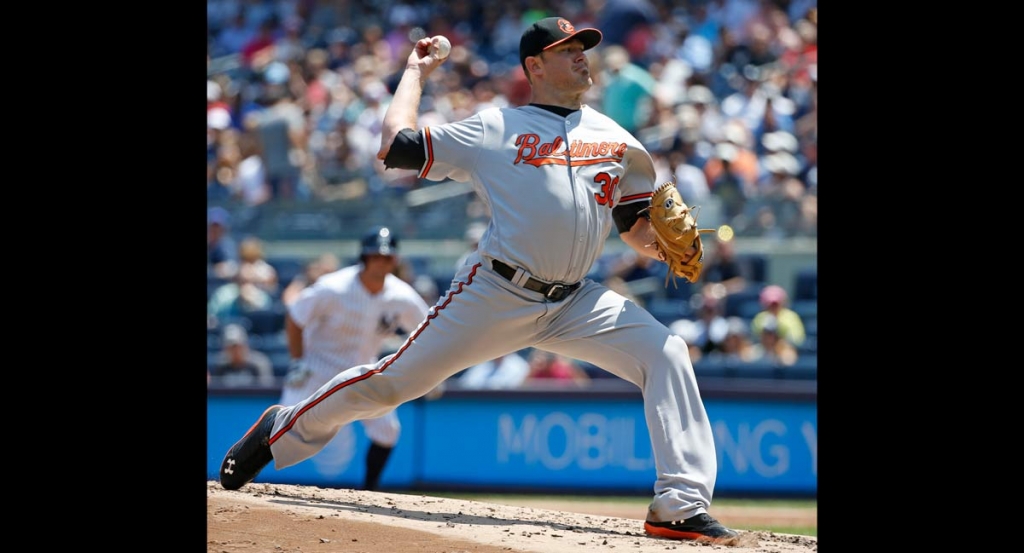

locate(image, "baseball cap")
[[208, 206, 230, 227], [360, 226, 398, 256], [207, 106, 231, 130], [519, 17, 602, 70], [714, 142, 738, 162], [686, 85, 715, 105], [761, 131, 798, 153], [759, 285, 788, 307], [762, 151, 800, 176], [725, 317, 749, 338], [263, 61, 290, 85], [222, 323, 249, 346]]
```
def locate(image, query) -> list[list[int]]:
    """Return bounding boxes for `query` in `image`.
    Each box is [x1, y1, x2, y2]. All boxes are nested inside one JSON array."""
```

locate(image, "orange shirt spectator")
[[703, 119, 759, 187], [703, 146, 759, 190]]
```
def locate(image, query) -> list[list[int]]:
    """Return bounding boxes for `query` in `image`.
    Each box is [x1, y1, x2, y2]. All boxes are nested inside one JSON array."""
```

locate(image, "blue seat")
[[797, 335, 817, 354], [730, 360, 779, 380], [724, 286, 764, 318], [738, 253, 768, 284], [268, 351, 294, 377], [794, 269, 817, 301], [247, 306, 286, 336], [405, 255, 432, 278], [267, 257, 307, 288], [211, 315, 252, 332], [662, 277, 695, 300], [244, 332, 265, 350], [791, 300, 817, 320], [646, 297, 692, 325], [783, 356, 817, 380], [736, 298, 763, 318], [257, 331, 289, 354], [433, 273, 454, 297], [693, 358, 728, 378]]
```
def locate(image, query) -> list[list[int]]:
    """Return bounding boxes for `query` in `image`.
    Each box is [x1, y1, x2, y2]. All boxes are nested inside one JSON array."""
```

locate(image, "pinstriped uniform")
[[281, 265, 429, 446]]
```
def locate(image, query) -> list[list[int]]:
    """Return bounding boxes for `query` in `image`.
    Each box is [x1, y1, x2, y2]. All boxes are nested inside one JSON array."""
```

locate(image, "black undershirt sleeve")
[[613, 201, 650, 234], [382, 128, 426, 170]]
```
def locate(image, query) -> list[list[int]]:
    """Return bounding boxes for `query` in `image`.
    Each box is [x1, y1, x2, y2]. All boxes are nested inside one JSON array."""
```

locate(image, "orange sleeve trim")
[[418, 127, 434, 178]]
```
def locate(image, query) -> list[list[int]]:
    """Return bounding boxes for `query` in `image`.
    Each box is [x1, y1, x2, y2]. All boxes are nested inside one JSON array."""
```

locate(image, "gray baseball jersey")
[[266, 104, 720, 522], [424, 105, 655, 284], [281, 264, 429, 445]]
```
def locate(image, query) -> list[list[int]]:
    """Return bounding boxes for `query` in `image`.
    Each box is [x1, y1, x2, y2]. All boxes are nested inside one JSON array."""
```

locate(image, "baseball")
[[429, 35, 451, 60]]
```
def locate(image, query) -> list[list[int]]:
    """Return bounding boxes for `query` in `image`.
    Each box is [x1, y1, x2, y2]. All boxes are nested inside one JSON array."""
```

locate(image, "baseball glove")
[[645, 182, 716, 286]]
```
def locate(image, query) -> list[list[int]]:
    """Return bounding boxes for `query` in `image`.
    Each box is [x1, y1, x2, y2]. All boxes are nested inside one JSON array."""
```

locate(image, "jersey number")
[[593, 172, 619, 208]]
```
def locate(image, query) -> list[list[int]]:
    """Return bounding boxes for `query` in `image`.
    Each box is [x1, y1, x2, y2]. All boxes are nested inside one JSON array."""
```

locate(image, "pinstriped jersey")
[[287, 265, 429, 381], [418, 104, 657, 284]]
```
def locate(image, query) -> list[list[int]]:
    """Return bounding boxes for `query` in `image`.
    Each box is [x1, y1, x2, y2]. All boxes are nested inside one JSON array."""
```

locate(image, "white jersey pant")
[[361, 411, 401, 447], [282, 377, 401, 447], [268, 260, 718, 522]]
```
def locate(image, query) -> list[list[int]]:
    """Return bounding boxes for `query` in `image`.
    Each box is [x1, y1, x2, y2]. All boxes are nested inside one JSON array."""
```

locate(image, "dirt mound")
[[207, 481, 817, 552]]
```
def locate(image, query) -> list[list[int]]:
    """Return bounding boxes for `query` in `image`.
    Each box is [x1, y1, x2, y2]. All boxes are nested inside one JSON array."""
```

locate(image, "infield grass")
[[421, 492, 817, 537]]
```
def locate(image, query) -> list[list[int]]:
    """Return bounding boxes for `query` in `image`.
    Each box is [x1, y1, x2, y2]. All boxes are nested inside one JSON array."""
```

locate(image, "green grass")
[[414, 492, 817, 537], [712, 498, 817, 537]]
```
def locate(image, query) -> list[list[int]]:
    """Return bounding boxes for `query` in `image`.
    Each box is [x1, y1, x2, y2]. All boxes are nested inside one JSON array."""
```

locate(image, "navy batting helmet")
[[360, 226, 398, 256]]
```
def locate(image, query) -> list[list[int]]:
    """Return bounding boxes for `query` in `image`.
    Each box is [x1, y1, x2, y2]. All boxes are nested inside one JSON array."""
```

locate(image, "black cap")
[[520, 17, 602, 70], [360, 226, 398, 256]]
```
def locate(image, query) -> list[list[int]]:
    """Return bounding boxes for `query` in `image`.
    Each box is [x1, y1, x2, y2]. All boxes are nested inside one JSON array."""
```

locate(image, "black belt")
[[492, 260, 581, 301]]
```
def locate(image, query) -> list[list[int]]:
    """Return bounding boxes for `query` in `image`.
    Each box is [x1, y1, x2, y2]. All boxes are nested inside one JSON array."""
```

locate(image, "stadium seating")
[[794, 269, 817, 301], [791, 300, 817, 320], [804, 318, 817, 337], [258, 330, 289, 353], [724, 286, 764, 318], [268, 351, 294, 377], [797, 335, 817, 354], [730, 359, 779, 380], [662, 276, 695, 300], [246, 305, 287, 336], [738, 253, 768, 284], [266, 257, 306, 290], [783, 356, 818, 380], [692, 359, 728, 379], [645, 297, 692, 325]]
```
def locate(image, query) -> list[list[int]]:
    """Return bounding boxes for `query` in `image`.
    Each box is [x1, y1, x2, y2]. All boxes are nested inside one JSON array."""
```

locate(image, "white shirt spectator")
[[459, 353, 530, 389], [674, 160, 711, 205]]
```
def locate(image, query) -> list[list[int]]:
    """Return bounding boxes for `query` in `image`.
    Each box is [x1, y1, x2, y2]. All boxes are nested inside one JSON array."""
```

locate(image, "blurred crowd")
[[207, 0, 818, 389], [207, 0, 817, 239], [209, 206, 817, 389]]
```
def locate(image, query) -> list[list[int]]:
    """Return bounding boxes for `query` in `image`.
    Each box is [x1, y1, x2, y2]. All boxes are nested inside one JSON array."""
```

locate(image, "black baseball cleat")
[[220, 405, 283, 490], [644, 513, 739, 544]]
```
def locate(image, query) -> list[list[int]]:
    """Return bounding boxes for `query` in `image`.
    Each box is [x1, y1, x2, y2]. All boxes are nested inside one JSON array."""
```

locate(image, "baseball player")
[[279, 226, 430, 491], [221, 17, 737, 544]]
